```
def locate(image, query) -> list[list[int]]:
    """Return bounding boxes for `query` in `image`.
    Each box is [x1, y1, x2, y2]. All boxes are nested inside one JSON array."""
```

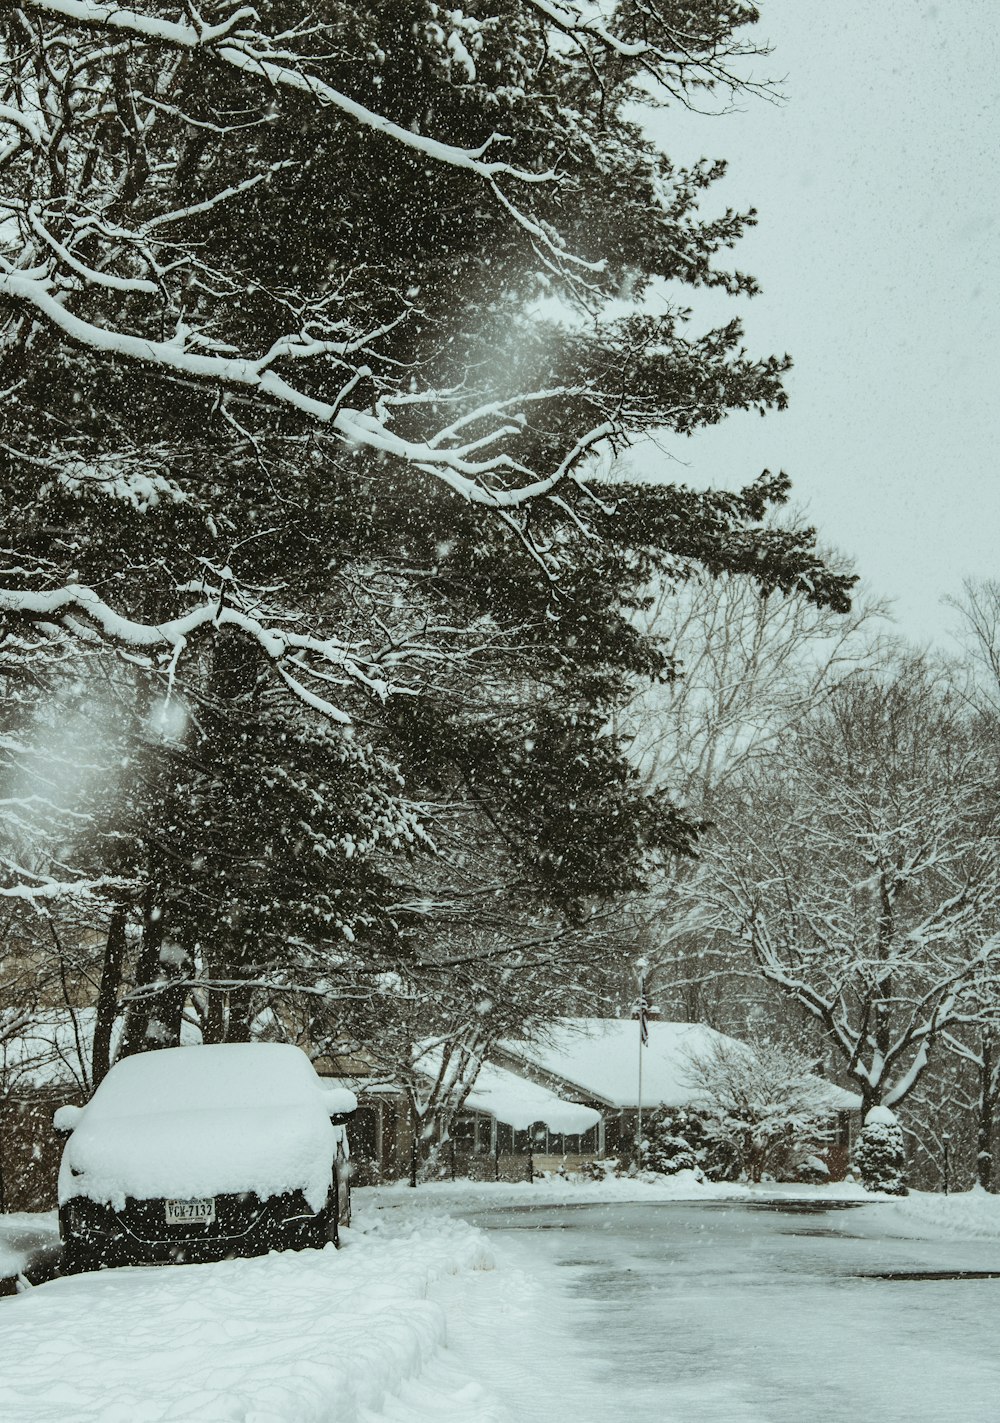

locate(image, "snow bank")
[[876, 1186, 1000, 1241], [0, 1215, 501, 1422], [0, 1212, 58, 1281]]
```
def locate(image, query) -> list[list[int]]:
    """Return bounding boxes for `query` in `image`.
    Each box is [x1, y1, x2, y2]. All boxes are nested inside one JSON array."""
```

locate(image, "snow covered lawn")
[[363, 1168, 877, 1212], [867, 1183, 1000, 1241]]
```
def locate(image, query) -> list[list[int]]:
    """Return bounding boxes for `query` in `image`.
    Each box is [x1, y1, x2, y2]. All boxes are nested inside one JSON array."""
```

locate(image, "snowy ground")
[[0, 1211, 510, 1421], [3, 1176, 1000, 1420]]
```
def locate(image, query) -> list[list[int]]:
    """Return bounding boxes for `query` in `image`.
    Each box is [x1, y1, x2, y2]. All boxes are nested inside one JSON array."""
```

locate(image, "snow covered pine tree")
[[1, 3, 854, 1061]]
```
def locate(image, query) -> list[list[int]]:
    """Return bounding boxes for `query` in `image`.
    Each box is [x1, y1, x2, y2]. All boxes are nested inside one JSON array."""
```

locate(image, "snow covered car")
[[54, 1043, 356, 1273]]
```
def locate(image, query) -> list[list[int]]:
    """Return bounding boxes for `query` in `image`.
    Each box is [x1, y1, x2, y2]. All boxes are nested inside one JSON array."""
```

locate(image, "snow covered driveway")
[[458, 1196, 1000, 1421]]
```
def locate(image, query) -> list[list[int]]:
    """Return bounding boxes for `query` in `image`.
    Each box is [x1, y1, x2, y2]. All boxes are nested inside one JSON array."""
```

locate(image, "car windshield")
[[85, 1044, 322, 1121]]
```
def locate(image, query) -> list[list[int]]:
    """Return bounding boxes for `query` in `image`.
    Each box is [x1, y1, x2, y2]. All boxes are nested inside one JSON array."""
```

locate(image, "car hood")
[[59, 1103, 341, 1212]]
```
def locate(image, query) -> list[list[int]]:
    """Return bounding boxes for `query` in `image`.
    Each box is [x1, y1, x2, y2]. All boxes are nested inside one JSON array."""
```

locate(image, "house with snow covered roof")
[[316, 1017, 858, 1184], [313, 1047, 603, 1187], [486, 1018, 858, 1178], [1, 1010, 858, 1206]]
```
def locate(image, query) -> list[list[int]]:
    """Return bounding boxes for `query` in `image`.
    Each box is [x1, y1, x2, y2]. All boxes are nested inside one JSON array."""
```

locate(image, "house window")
[[452, 1112, 492, 1155], [511, 1123, 601, 1156]]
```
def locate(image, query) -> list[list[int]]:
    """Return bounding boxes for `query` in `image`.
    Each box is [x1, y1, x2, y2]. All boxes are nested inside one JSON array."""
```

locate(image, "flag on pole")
[[638, 978, 650, 1046]]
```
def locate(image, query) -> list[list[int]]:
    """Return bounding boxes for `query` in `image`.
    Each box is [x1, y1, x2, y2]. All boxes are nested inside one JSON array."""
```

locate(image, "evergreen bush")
[[854, 1107, 908, 1195], [645, 1109, 705, 1176]]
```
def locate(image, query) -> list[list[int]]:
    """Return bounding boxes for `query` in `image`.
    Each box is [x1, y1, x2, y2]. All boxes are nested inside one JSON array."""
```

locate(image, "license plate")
[[165, 1198, 215, 1225]]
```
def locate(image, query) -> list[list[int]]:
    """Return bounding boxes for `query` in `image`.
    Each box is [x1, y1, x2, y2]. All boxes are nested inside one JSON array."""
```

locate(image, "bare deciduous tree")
[[686, 655, 1000, 1120]]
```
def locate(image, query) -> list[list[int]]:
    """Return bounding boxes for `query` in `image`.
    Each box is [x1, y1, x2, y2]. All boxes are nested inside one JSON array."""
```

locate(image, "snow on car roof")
[[81, 1042, 327, 1118]]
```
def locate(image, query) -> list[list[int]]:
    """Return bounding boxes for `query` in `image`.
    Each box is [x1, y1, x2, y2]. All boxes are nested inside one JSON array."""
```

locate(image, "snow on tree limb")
[[690, 656, 1000, 1116], [0, 583, 394, 715], [0, 271, 613, 508], [11, 0, 572, 234], [0, 873, 131, 903]]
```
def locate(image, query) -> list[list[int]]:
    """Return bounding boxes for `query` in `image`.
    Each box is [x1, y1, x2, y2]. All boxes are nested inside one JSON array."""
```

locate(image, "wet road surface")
[[461, 1198, 1000, 1422]]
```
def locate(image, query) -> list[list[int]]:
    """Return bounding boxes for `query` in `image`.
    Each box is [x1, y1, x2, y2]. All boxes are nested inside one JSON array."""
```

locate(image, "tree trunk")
[[202, 988, 226, 1045], [225, 986, 255, 1041], [150, 939, 194, 1051], [0, 1103, 6, 1215], [92, 903, 128, 1086], [119, 881, 166, 1057], [977, 1030, 994, 1191], [858, 1083, 881, 1129]]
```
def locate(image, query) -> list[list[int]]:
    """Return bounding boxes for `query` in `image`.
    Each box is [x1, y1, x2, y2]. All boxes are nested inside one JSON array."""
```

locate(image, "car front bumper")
[[60, 1189, 333, 1269]]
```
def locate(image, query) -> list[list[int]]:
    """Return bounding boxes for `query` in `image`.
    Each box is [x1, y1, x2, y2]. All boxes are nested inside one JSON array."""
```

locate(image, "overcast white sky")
[[630, 0, 999, 644]]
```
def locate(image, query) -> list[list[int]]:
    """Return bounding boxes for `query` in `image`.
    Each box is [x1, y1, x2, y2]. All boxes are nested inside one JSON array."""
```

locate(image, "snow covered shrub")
[[645, 1109, 704, 1176], [854, 1107, 908, 1195], [795, 1154, 831, 1185], [683, 1038, 839, 1184], [579, 1158, 617, 1183]]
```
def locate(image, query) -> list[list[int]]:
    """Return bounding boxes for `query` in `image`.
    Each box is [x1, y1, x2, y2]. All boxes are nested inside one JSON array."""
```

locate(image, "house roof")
[[500, 1018, 858, 1112], [411, 1041, 600, 1133], [500, 1018, 740, 1109], [463, 1062, 600, 1134]]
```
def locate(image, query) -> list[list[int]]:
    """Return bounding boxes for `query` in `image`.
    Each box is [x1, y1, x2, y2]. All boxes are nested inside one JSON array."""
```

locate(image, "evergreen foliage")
[[645, 1108, 705, 1176], [854, 1108, 908, 1196], [0, 2, 853, 1093]]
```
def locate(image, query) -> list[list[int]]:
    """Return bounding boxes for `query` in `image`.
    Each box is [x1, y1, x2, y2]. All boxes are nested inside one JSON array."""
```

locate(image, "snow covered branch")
[[0, 582, 403, 719], [0, 269, 615, 509], [12, 0, 580, 254], [679, 654, 1000, 1118]]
